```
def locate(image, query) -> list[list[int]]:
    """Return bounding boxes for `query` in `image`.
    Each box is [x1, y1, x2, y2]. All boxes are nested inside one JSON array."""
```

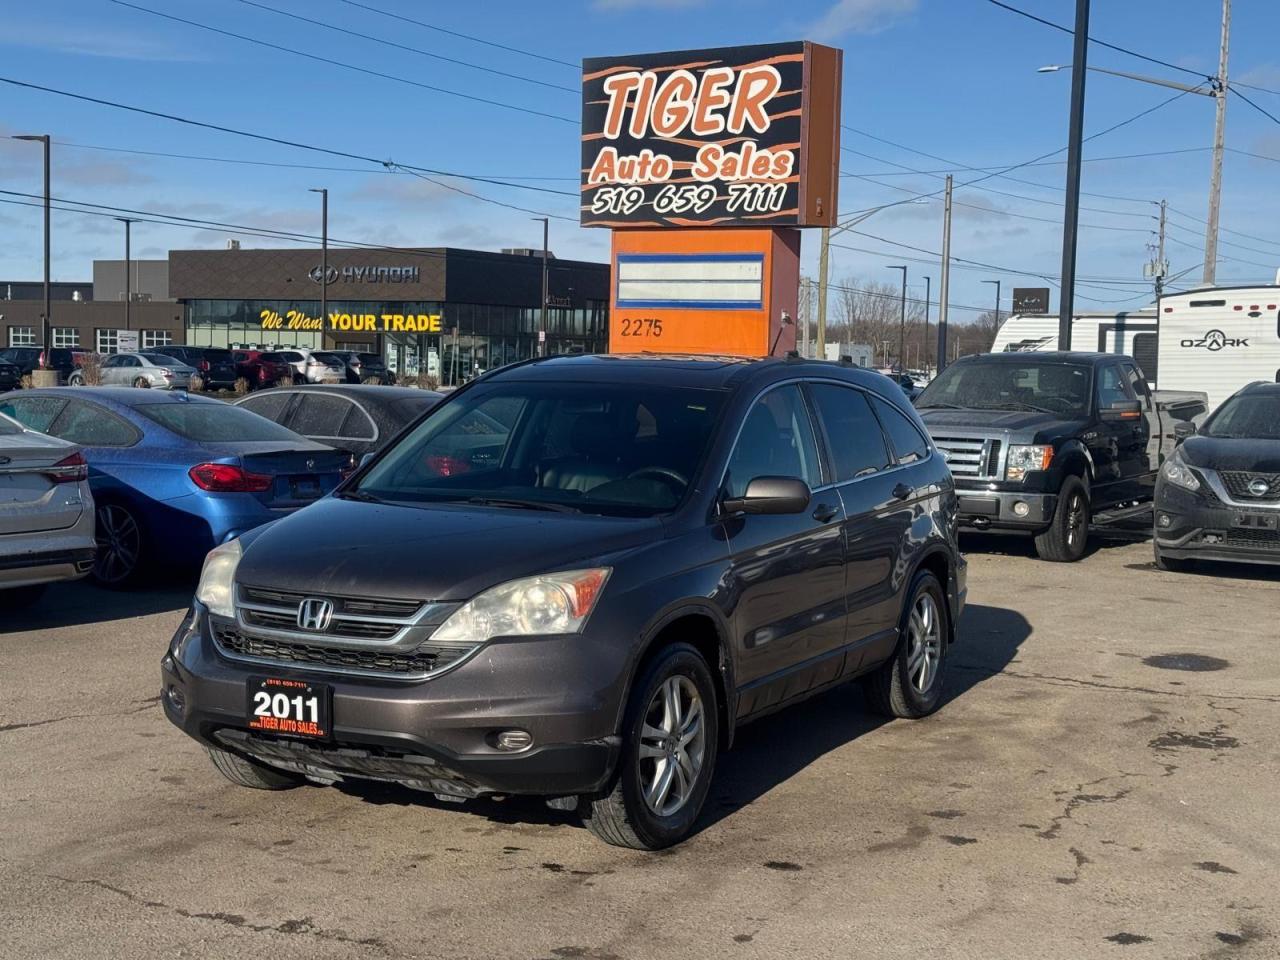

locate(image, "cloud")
[[802, 0, 917, 41], [593, 0, 705, 9], [0, 20, 203, 62], [1236, 63, 1280, 91]]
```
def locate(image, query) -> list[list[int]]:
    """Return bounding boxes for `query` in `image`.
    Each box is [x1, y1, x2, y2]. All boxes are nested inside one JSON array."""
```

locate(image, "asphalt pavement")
[[2, 535, 1277, 960]]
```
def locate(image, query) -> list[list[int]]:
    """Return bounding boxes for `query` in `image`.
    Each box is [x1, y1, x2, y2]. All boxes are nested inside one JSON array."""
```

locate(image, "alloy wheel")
[[906, 592, 943, 694], [1065, 493, 1087, 548], [637, 675, 706, 817], [95, 504, 141, 583]]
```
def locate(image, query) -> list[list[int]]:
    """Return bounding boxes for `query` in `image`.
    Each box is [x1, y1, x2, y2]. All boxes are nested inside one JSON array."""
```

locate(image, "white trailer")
[[989, 310, 1159, 381], [1156, 283, 1280, 411]]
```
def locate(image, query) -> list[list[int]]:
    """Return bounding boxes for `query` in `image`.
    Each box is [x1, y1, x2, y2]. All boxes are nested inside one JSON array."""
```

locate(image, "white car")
[[0, 412, 96, 607], [99, 352, 195, 389], [275, 348, 345, 384]]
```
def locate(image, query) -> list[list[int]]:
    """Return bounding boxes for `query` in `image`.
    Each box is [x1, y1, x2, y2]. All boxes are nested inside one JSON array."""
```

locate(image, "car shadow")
[[335, 603, 1032, 843], [0, 577, 193, 633], [1124, 556, 1280, 584]]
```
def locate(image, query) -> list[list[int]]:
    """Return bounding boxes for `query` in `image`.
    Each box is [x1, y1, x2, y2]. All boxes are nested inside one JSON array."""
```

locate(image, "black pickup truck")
[[916, 352, 1206, 561]]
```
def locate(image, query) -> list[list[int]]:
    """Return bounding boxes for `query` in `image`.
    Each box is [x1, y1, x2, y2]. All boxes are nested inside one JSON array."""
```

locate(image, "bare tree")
[[962, 310, 1005, 353], [829, 276, 927, 368]]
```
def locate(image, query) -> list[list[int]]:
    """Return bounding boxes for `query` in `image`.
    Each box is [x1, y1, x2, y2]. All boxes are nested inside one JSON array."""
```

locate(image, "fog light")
[[495, 729, 533, 752], [1157, 513, 1173, 528], [166, 684, 186, 716], [1012, 500, 1030, 517]]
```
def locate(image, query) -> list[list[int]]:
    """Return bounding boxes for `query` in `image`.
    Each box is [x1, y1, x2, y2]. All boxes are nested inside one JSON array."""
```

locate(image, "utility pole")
[[888, 265, 907, 371], [881, 339, 892, 369], [115, 218, 135, 333], [982, 279, 1001, 337], [13, 135, 51, 374], [1147, 199, 1169, 300], [1057, 0, 1090, 351], [1203, 0, 1230, 285], [533, 217, 549, 357], [817, 227, 830, 357], [922, 275, 931, 374], [798, 276, 811, 358], [309, 188, 328, 330], [937, 175, 953, 374]]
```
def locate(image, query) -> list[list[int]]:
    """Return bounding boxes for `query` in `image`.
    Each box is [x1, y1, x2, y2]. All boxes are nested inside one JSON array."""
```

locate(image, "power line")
[[840, 146, 1212, 183], [1163, 218, 1280, 264], [1231, 78, 1280, 98], [1229, 84, 1280, 126], [391, 167, 575, 221], [0, 76, 578, 201], [1227, 146, 1280, 165], [1165, 204, 1280, 252], [335, 0, 578, 70], [53, 140, 577, 181], [108, 1, 576, 124], [233, 0, 578, 94], [983, 0, 1212, 83]]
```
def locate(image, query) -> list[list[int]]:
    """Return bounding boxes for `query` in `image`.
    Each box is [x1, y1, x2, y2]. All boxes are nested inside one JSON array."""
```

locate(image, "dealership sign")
[[260, 308, 442, 333], [308, 265, 421, 284], [580, 41, 842, 228]]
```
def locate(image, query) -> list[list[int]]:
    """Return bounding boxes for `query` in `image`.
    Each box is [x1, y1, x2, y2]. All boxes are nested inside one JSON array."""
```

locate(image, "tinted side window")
[[237, 392, 294, 424], [808, 384, 891, 481], [50, 400, 139, 447], [870, 395, 929, 464], [0, 397, 67, 433], [1096, 364, 1133, 407], [1122, 363, 1152, 407], [289, 394, 356, 437], [339, 403, 377, 441], [725, 384, 821, 498]]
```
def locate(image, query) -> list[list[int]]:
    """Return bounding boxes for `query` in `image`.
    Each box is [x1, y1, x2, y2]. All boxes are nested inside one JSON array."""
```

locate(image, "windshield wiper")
[[992, 401, 1057, 414], [917, 401, 964, 409], [338, 488, 384, 504], [464, 496, 581, 514]]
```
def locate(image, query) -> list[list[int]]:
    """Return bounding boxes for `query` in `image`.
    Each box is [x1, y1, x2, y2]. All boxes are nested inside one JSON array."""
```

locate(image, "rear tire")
[[206, 746, 304, 790], [67, 371, 85, 387], [93, 501, 148, 588], [584, 643, 719, 850], [133, 376, 151, 389], [1034, 475, 1091, 563], [863, 570, 949, 719]]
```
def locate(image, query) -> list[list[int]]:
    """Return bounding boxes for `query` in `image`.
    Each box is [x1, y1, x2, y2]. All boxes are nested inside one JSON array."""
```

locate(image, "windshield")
[[140, 353, 178, 365], [917, 360, 1092, 416], [1202, 393, 1280, 440], [137, 402, 307, 442], [355, 381, 726, 517]]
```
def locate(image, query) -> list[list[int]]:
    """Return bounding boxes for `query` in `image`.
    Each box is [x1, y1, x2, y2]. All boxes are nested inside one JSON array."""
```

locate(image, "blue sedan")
[[0, 388, 347, 586]]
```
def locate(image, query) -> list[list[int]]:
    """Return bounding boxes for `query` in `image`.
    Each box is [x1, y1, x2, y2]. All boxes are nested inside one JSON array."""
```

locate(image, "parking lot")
[[0, 535, 1275, 960]]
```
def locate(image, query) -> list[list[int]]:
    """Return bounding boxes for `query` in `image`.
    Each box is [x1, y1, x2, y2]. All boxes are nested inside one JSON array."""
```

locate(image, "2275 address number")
[[619, 318, 663, 337]]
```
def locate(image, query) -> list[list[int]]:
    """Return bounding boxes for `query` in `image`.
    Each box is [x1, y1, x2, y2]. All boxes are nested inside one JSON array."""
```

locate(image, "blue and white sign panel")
[[615, 253, 764, 310]]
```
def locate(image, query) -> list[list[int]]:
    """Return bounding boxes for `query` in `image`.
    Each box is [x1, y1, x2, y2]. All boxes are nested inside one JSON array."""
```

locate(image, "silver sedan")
[[99, 352, 195, 389]]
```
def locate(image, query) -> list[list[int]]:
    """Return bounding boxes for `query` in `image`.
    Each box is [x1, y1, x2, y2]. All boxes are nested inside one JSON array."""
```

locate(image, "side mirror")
[[1099, 399, 1142, 421], [1173, 421, 1197, 443], [721, 476, 811, 516]]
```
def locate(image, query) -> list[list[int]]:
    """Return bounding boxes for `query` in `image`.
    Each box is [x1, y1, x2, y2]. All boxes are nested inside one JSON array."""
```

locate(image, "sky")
[[2, 0, 1279, 327]]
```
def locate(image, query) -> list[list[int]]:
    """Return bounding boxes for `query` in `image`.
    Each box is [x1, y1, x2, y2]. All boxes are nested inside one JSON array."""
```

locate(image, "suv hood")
[[1181, 435, 1280, 472], [235, 496, 665, 601], [918, 408, 1087, 441]]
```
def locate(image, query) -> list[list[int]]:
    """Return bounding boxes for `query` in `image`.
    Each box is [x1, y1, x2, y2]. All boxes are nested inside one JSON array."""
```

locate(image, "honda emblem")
[[297, 597, 334, 631]]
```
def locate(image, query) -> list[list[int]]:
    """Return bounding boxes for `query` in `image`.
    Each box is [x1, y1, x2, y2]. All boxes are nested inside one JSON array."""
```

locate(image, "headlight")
[[195, 538, 241, 618], [1006, 444, 1054, 481], [433, 568, 611, 644], [1160, 451, 1200, 491]]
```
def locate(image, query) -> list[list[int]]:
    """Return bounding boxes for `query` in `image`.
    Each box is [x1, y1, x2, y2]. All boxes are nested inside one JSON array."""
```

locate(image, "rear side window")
[[290, 394, 357, 437], [0, 396, 67, 433], [807, 384, 891, 482], [237, 391, 294, 423], [50, 400, 139, 447], [870, 395, 929, 464], [136, 402, 303, 442]]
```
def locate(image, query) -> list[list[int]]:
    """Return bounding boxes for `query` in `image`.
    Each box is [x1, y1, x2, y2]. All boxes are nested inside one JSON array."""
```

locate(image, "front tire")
[[1034, 475, 1091, 562], [133, 376, 151, 389], [206, 746, 305, 790], [67, 372, 84, 387], [584, 643, 719, 850], [863, 570, 949, 719]]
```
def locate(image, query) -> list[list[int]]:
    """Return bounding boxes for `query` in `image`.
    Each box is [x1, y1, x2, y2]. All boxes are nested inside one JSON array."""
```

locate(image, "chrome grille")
[[934, 436, 1002, 479], [1219, 472, 1280, 503], [240, 585, 421, 619]]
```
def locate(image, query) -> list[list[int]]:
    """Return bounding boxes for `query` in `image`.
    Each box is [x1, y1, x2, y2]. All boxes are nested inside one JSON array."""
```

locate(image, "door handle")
[[892, 483, 914, 501], [811, 503, 839, 523]]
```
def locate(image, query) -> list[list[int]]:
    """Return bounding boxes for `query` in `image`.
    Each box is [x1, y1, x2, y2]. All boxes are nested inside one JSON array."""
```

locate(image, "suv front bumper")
[[956, 489, 1056, 530], [161, 603, 624, 798], [1155, 482, 1280, 567]]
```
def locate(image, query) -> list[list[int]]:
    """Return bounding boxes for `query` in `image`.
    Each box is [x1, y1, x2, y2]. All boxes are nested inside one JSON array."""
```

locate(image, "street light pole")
[[14, 135, 51, 371], [937, 175, 952, 375], [1056, 0, 1091, 351], [531, 218, 549, 358], [982, 279, 1001, 334], [308, 188, 328, 333], [887, 265, 907, 371], [115, 218, 135, 333], [922, 275, 931, 374]]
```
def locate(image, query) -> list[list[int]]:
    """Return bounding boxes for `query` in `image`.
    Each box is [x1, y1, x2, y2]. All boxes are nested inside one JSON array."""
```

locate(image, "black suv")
[[164, 355, 966, 848], [0, 346, 83, 384]]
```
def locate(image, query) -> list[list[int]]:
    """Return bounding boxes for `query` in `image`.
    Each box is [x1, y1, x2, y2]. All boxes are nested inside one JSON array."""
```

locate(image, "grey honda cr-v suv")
[[163, 354, 966, 849]]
